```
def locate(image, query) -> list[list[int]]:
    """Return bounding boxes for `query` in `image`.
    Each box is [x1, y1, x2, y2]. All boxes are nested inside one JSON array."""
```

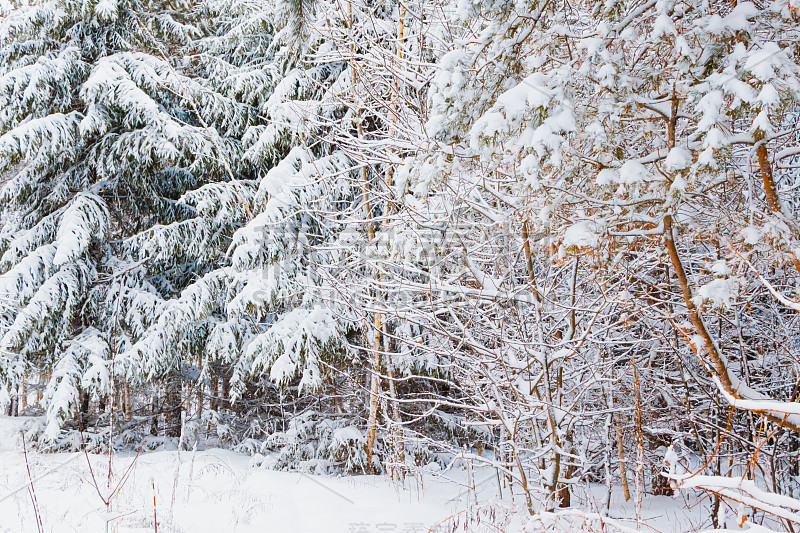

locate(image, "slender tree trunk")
[[617, 423, 631, 502], [757, 143, 782, 214], [515, 454, 535, 515], [36, 373, 44, 405], [521, 220, 541, 304], [383, 322, 404, 479], [150, 393, 159, 436], [663, 215, 800, 432], [196, 383, 204, 418], [668, 83, 678, 149], [357, 75, 382, 472], [124, 381, 132, 422], [8, 391, 17, 417], [221, 374, 230, 410], [364, 316, 382, 474], [558, 458, 576, 508], [756, 143, 800, 275], [114, 386, 121, 419], [195, 357, 204, 418], [165, 377, 182, 438], [79, 390, 90, 427], [664, 216, 732, 390], [210, 374, 219, 411]]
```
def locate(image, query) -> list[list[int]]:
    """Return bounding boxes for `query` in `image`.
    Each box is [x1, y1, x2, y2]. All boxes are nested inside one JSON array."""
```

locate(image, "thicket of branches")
[[1, 0, 800, 529]]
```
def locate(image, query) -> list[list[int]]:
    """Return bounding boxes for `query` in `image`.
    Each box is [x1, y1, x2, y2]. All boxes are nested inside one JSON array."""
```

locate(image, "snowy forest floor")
[[0, 416, 708, 532]]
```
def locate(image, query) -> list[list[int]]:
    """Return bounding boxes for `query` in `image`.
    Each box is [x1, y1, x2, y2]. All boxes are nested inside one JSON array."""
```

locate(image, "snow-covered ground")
[[0, 416, 705, 532]]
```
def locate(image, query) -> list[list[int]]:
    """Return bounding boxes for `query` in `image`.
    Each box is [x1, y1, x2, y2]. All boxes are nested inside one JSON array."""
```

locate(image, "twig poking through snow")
[[21, 432, 44, 533], [152, 478, 158, 533]]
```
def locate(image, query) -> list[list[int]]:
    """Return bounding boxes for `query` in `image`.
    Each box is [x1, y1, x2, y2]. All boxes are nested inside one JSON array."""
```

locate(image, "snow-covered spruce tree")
[[154, 0, 453, 473], [0, 0, 261, 443], [119, 0, 382, 470]]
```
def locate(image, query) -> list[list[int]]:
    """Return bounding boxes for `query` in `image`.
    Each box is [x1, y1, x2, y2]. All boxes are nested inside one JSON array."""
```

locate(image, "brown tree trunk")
[[516, 455, 535, 515], [617, 424, 631, 502], [521, 220, 542, 304], [364, 317, 382, 474], [196, 383, 204, 417], [663, 215, 800, 432], [210, 374, 219, 411], [8, 390, 17, 417], [756, 143, 800, 275], [221, 374, 230, 410], [123, 381, 132, 422], [20, 380, 27, 411], [664, 215, 732, 390], [757, 144, 781, 214], [558, 461, 576, 508]]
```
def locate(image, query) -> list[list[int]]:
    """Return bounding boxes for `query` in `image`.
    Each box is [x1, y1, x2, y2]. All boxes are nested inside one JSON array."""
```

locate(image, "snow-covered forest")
[[1, 0, 800, 530]]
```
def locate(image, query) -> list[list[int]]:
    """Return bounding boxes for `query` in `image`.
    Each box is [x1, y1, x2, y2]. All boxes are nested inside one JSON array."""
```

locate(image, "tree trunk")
[[150, 393, 159, 436], [757, 143, 782, 214], [124, 381, 132, 422], [221, 374, 230, 410], [663, 215, 800, 432], [358, 89, 382, 474], [164, 377, 182, 438], [617, 424, 631, 502], [516, 454, 535, 515], [79, 390, 90, 428], [364, 317, 382, 474], [196, 383, 204, 417], [20, 380, 27, 411], [557, 460, 576, 508], [384, 327, 404, 478], [36, 373, 44, 405], [8, 391, 17, 417], [521, 220, 541, 304], [756, 143, 800, 276], [210, 374, 219, 411]]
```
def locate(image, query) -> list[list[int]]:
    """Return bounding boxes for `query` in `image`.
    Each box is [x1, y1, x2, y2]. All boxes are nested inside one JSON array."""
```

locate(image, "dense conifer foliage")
[[2, 0, 800, 528]]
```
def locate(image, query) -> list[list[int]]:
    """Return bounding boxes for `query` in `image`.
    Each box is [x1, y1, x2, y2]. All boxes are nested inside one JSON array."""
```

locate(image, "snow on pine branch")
[[42, 327, 110, 442], [0, 244, 56, 307], [121, 269, 239, 381], [0, 46, 87, 130], [0, 260, 92, 357], [0, 112, 81, 173], [53, 193, 109, 267], [233, 304, 354, 396]]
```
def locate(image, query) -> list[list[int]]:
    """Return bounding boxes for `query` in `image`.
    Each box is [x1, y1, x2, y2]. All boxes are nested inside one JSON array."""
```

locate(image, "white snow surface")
[[0, 417, 451, 532], [0, 416, 716, 532]]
